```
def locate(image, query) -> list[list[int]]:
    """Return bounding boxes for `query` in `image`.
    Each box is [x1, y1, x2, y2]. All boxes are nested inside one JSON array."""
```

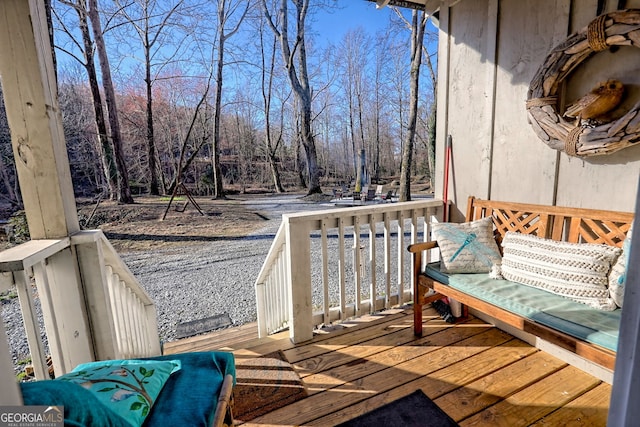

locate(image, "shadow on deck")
[[164, 306, 610, 426]]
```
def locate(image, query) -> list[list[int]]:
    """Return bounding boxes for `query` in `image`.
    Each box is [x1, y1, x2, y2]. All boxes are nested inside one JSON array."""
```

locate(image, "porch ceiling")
[[365, 0, 442, 13]]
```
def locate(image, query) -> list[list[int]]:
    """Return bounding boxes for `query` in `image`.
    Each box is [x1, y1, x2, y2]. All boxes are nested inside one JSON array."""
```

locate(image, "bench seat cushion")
[[424, 264, 620, 352]]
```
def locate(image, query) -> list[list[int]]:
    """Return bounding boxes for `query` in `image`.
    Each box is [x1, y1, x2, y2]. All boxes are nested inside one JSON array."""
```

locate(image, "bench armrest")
[[407, 241, 438, 253]]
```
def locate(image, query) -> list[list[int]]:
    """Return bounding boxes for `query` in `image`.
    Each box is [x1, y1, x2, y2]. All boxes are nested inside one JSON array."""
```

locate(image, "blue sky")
[[311, 0, 395, 46]]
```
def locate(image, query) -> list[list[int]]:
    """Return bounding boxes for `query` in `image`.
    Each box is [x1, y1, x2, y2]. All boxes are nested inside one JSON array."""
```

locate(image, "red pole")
[[442, 135, 452, 222]]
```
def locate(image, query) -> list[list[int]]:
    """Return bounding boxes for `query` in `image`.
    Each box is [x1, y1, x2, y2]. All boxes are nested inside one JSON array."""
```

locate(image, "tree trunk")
[[399, 9, 426, 202], [268, 150, 285, 193], [44, 0, 57, 90], [76, 3, 118, 200], [209, 0, 249, 198], [88, 0, 133, 203], [145, 50, 159, 195], [211, 0, 227, 199], [294, 115, 306, 189]]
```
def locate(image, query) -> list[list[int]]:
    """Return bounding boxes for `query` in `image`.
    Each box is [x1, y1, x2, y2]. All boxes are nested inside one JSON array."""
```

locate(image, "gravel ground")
[[1, 193, 422, 372], [122, 194, 337, 343]]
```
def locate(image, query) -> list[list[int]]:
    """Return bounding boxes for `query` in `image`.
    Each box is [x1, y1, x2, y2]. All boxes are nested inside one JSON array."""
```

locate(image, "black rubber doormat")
[[175, 313, 232, 338], [336, 389, 459, 427]]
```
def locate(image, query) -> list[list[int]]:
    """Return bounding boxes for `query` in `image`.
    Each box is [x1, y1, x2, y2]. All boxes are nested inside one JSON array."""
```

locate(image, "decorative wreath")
[[526, 9, 640, 157]]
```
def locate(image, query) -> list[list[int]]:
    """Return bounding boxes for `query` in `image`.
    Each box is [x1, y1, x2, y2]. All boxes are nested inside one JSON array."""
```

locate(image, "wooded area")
[[0, 0, 437, 210]]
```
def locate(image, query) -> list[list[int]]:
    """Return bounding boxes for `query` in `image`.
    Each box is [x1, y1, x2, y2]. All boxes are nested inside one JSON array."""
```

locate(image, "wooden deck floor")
[[164, 306, 611, 426]]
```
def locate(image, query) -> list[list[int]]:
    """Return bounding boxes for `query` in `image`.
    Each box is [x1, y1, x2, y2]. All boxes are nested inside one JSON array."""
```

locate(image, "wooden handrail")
[[0, 238, 70, 271]]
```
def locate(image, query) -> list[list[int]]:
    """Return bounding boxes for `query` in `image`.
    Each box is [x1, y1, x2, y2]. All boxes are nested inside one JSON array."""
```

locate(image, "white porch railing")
[[0, 229, 160, 382], [255, 198, 443, 343]]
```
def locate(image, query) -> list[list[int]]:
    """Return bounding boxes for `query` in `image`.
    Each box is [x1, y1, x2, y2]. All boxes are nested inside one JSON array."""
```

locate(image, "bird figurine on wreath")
[[563, 79, 625, 125]]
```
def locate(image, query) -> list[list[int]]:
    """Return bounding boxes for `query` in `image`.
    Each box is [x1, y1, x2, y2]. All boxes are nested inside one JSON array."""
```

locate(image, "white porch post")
[[608, 176, 640, 426], [284, 216, 313, 343], [0, 0, 95, 371]]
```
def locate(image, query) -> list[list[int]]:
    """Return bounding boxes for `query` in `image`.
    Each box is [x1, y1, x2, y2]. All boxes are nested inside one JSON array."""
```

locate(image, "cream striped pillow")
[[501, 232, 622, 311]]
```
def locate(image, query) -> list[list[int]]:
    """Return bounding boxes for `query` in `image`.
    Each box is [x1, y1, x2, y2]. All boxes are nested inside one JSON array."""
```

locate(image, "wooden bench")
[[408, 196, 634, 370]]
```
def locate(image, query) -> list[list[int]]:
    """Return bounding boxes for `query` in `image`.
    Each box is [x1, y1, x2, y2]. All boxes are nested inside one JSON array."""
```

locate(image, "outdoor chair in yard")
[[381, 189, 396, 202], [360, 186, 376, 201]]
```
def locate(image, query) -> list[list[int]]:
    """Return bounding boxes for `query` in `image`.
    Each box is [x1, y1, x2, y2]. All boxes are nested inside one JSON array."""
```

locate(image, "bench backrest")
[[466, 196, 634, 250]]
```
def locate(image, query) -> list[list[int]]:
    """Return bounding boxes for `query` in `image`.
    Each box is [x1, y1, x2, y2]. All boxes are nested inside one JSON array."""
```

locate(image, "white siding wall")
[[435, 0, 640, 217]]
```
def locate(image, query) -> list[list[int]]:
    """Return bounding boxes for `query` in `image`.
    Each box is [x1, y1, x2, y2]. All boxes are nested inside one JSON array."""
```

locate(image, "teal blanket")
[[20, 351, 235, 427], [142, 351, 236, 426]]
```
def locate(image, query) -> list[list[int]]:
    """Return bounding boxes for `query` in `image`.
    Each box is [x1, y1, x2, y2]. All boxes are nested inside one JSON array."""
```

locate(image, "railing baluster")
[[14, 269, 48, 379], [384, 213, 391, 309], [410, 209, 419, 299], [353, 216, 362, 317], [112, 274, 127, 357], [368, 215, 377, 313], [338, 218, 346, 321], [105, 266, 121, 357], [276, 253, 284, 330], [397, 210, 405, 303], [321, 220, 330, 325]]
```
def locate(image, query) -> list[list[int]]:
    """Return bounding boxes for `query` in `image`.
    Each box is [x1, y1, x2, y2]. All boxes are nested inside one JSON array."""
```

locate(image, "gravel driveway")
[[122, 194, 335, 343]]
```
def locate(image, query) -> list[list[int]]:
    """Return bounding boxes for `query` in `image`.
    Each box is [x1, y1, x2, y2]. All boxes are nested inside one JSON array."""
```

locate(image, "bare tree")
[[395, 7, 427, 202], [337, 28, 371, 190], [210, 0, 251, 199], [114, 0, 188, 195], [88, 0, 134, 203], [261, 0, 322, 195], [258, 16, 286, 193], [371, 32, 393, 183], [55, 0, 119, 200]]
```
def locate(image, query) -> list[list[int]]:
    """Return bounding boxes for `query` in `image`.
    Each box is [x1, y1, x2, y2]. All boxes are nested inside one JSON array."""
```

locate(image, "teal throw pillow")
[[56, 359, 181, 427]]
